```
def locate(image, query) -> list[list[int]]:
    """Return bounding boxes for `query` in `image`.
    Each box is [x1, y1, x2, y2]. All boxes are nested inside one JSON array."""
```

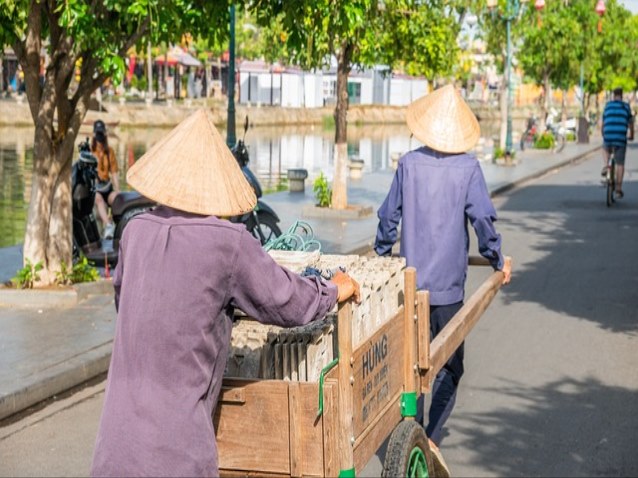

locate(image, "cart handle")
[[468, 255, 496, 266], [420, 256, 510, 390]]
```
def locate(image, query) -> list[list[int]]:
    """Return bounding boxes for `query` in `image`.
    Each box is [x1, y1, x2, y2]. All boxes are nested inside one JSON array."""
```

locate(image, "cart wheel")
[[382, 421, 435, 478]]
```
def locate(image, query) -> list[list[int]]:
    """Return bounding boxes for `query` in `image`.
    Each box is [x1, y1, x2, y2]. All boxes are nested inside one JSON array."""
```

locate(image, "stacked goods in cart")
[[224, 251, 406, 381]]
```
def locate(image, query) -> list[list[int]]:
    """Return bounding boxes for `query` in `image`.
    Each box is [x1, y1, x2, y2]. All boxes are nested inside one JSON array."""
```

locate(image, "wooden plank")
[[297, 382, 325, 477], [215, 380, 291, 475], [219, 386, 246, 404], [337, 301, 355, 473], [220, 469, 289, 477], [404, 268, 417, 393], [416, 290, 430, 375], [421, 268, 505, 392], [322, 379, 339, 478], [352, 393, 403, 473], [351, 310, 405, 436], [288, 382, 303, 477]]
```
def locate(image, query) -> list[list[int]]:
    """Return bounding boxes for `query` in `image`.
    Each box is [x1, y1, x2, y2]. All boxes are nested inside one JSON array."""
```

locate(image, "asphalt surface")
[[440, 144, 638, 477]]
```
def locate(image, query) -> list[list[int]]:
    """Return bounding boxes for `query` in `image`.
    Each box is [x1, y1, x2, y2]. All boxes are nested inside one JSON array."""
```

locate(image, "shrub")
[[566, 131, 576, 142], [313, 172, 332, 208], [534, 132, 555, 149], [493, 147, 506, 159], [55, 257, 100, 285], [12, 259, 43, 289]]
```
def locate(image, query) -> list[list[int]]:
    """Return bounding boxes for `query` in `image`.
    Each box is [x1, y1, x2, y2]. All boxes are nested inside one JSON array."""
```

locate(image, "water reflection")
[[0, 121, 504, 248], [0, 127, 33, 249]]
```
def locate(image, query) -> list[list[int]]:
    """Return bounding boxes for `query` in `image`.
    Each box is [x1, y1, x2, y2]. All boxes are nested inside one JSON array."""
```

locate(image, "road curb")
[[489, 145, 601, 198], [0, 342, 112, 421], [0, 279, 113, 308]]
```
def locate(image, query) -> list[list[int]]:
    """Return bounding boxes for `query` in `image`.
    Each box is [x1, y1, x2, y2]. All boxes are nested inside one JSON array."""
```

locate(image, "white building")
[[238, 60, 429, 108]]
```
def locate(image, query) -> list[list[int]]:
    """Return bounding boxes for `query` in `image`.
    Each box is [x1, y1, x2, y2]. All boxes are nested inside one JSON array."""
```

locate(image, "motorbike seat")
[[111, 191, 154, 217]]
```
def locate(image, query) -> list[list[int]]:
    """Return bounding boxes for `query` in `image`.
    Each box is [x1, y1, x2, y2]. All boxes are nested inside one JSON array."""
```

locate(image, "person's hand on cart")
[[331, 270, 361, 304]]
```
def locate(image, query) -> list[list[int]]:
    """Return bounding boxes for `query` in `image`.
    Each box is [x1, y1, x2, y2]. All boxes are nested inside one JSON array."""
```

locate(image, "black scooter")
[[72, 139, 155, 266], [231, 117, 281, 245]]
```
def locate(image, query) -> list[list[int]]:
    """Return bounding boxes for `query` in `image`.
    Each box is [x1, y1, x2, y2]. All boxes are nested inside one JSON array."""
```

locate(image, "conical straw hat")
[[406, 84, 480, 154], [127, 109, 256, 216]]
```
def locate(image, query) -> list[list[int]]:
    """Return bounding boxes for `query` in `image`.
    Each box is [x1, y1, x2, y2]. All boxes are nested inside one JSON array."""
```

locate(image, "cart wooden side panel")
[[351, 308, 405, 436], [322, 379, 340, 478], [215, 379, 325, 477]]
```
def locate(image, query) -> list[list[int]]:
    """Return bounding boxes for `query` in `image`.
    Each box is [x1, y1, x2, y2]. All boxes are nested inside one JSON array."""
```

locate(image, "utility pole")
[[226, 4, 236, 148]]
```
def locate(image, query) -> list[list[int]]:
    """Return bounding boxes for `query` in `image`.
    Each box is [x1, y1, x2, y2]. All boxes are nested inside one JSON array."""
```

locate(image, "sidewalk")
[[0, 141, 601, 421]]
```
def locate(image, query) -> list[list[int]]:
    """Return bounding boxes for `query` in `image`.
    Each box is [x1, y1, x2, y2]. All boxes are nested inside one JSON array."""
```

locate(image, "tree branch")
[[120, 16, 151, 56], [19, 0, 44, 123]]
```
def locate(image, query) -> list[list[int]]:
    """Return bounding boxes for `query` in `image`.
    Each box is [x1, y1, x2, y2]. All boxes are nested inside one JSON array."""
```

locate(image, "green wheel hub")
[[407, 446, 429, 477]]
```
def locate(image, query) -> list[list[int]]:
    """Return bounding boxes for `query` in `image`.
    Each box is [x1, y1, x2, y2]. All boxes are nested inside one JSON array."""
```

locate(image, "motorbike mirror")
[[243, 116, 249, 139]]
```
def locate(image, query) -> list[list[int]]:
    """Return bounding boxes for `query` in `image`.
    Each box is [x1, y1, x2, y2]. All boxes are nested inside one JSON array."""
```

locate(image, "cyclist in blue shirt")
[[602, 88, 634, 198]]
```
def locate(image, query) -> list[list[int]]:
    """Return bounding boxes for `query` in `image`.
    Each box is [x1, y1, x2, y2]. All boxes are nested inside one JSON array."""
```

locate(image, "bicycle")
[[519, 115, 538, 151], [603, 147, 617, 207]]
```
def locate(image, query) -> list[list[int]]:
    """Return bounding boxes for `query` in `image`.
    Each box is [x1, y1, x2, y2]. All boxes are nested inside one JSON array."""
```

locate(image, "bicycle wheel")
[[606, 159, 615, 207], [520, 131, 534, 151]]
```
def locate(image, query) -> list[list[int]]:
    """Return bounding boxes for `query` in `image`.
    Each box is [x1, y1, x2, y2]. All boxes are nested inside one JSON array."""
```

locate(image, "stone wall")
[[0, 97, 408, 128], [1, 96, 533, 129]]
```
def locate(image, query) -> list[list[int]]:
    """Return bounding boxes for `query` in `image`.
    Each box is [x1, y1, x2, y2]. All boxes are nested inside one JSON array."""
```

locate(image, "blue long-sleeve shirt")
[[375, 147, 504, 305]]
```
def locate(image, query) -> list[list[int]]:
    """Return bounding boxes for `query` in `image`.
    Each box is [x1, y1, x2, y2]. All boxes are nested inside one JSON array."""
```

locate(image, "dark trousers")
[[416, 301, 464, 446]]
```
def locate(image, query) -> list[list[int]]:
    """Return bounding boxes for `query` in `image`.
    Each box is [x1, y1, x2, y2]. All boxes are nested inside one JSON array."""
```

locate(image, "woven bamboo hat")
[[406, 84, 480, 154], [127, 109, 256, 216]]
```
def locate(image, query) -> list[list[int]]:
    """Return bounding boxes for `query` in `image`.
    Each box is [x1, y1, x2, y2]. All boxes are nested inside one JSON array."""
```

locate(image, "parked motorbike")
[[520, 113, 566, 153], [72, 139, 155, 266], [546, 108, 577, 135], [230, 117, 282, 245]]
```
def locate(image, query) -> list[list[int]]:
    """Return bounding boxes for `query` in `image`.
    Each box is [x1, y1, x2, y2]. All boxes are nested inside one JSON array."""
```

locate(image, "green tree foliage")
[[517, 0, 636, 115], [375, 1, 462, 80], [0, 0, 234, 285]]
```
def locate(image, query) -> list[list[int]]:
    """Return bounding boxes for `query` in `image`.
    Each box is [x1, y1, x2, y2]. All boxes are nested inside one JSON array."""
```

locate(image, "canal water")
[[0, 120, 503, 248]]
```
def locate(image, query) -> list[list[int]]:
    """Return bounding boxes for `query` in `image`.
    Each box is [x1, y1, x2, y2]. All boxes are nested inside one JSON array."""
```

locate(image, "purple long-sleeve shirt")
[[91, 206, 337, 477], [375, 147, 504, 306]]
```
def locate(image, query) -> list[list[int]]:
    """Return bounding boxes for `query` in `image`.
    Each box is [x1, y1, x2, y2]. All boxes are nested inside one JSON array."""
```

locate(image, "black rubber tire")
[[114, 206, 153, 245], [382, 421, 434, 478], [251, 211, 282, 245], [520, 131, 534, 151], [606, 168, 615, 208]]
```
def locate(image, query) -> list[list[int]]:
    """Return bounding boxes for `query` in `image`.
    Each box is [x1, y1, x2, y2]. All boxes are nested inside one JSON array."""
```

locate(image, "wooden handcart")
[[214, 256, 510, 477]]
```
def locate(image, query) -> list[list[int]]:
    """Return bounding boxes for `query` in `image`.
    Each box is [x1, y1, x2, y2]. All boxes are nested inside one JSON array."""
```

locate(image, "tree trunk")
[[17, 41, 94, 286], [331, 42, 353, 210], [12, 1, 147, 286], [23, 122, 74, 285]]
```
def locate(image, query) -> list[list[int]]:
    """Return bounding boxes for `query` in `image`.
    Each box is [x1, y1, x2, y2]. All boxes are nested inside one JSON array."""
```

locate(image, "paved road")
[[2, 148, 637, 477], [440, 145, 638, 477]]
